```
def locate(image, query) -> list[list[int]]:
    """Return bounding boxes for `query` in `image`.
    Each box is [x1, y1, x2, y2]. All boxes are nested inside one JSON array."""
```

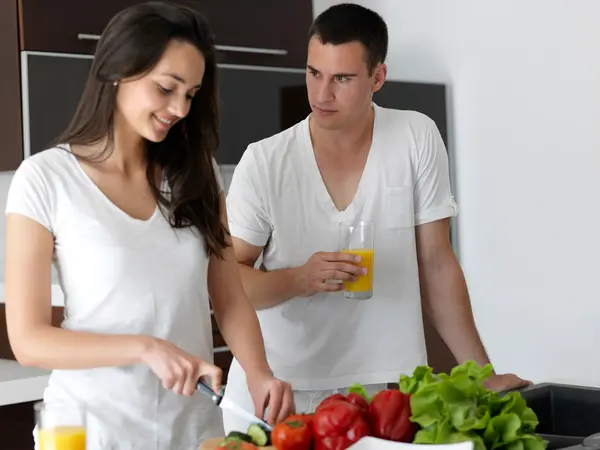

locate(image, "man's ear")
[[372, 63, 387, 93]]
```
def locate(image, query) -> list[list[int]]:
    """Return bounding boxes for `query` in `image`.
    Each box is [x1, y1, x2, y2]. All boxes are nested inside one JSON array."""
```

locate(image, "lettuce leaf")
[[400, 361, 547, 450], [348, 382, 373, 401]]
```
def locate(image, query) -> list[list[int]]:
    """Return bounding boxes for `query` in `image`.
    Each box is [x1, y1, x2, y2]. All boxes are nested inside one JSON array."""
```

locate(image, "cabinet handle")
[[214, 346, 230, 354], [76, 34, 287, 56], [215, 44, 287, 56], [77, 33, 101, 41]]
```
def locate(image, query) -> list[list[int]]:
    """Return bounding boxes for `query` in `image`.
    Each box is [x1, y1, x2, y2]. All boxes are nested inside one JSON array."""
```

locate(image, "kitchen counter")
[[0, 359, 49, 406], [0, 283, 58, 406]]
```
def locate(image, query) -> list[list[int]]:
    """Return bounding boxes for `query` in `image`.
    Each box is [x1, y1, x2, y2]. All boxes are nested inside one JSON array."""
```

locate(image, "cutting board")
[[199, 437, 275, 450]]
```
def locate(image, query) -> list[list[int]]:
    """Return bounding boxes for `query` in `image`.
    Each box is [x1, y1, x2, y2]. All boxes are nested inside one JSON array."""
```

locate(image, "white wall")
[[313, 0, 600, 386]]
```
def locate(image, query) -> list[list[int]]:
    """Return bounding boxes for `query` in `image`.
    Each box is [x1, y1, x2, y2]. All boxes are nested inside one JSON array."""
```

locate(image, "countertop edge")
[[0, 359, 50, 406]]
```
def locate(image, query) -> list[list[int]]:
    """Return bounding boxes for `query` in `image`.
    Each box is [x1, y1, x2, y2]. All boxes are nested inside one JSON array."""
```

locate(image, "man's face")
[[305, 37, 386, 131]]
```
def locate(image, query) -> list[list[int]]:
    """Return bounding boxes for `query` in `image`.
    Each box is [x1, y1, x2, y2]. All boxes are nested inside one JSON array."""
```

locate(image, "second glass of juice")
[[35, 400, 87, 450], [339, 220, 375, 300]]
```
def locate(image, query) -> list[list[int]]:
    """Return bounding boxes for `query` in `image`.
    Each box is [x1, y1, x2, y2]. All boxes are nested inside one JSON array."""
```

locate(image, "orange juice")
[[39, 426, 86, 450], [341, 248, 374, 293]]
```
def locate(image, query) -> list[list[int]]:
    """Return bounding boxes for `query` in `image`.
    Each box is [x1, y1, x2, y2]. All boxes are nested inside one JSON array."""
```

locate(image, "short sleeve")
[[225, 147, 272, 247], [5, 158, 54, 232], [414, 120, 459, 226]]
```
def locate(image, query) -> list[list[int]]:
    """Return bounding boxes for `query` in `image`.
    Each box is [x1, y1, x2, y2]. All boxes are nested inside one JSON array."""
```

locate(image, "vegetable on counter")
[[399, 361, 547, 450], [217, 360, 546, 450], [218, 423, 271, 449], [316, 392, 370, 421], [368, 389, 416, 442], [248, 424, 271, 447], [312, 400, 370, 450], [271, 417, 312, 450], [217, 440, 258, 450], [225, 431, 255, 443], [286, 414, 314, 428]]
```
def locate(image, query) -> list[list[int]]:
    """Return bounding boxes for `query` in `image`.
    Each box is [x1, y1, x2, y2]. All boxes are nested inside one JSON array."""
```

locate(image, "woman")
[[4, 2, 294, 448]]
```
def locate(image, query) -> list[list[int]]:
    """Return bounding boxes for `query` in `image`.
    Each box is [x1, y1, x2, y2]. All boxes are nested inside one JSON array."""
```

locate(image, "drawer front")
[[198, 0, 311, 68], [19, 0, 312, 68], [19, 0, 148, 55]]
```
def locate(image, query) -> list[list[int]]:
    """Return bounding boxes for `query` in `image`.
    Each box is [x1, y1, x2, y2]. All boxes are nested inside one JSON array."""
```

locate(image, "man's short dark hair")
[[308, 3, 388, 75]]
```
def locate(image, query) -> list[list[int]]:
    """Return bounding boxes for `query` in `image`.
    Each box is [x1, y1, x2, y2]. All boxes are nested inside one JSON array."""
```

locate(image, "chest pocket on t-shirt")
[[385, 186, 415, 229]]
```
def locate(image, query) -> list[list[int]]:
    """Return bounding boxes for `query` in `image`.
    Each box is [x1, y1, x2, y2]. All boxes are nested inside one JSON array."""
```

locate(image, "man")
[[222, 3, 529, 431]]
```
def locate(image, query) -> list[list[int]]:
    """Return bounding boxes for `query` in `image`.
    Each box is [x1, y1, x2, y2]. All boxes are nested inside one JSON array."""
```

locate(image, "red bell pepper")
[[316, 393, 347, 411], [312, 400, 370, 450], [368, 389, 416, 442], [316, 392, 370, 421]]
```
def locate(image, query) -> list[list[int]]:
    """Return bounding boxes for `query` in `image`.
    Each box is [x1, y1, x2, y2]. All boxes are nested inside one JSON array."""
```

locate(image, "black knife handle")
[[196, 378, 222, 405]]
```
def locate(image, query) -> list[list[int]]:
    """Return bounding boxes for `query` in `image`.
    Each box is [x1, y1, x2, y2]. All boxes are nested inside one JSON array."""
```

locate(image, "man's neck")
[[309, 107, 374, 156]]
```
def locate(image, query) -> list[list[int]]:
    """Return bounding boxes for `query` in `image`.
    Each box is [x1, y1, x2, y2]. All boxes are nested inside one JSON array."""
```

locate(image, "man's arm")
[[232, 237, 301, 310], [231, 237, 363, 310], [415, 218, 491, 367]]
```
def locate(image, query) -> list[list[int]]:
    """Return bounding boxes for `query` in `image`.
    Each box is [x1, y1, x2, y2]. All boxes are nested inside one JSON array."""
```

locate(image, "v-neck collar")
[[300, 103, 380, 221]]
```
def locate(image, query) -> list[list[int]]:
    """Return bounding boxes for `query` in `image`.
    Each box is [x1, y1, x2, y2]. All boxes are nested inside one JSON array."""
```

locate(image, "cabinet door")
[[195, 0, 312, 68], [216, 66, 307, 164], [18, 0, 149, 55], [21, 53, 93, 156], [19, 0, 312, 68], [0, 0, 23, 171]]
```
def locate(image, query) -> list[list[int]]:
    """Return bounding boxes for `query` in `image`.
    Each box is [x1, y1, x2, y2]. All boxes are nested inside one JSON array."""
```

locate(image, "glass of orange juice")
[[339, 220, 375, 300], [35, 400, 87, 450]]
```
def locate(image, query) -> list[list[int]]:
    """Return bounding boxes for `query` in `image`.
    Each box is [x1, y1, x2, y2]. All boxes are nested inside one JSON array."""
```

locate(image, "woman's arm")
[[207, 202, 272, 378], [5, 214, 151, 370], [208, 197, 295, 423]]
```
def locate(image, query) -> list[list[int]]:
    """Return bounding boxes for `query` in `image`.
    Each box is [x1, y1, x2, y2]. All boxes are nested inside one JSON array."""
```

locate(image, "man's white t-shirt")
[[226, 104, 458, 391]]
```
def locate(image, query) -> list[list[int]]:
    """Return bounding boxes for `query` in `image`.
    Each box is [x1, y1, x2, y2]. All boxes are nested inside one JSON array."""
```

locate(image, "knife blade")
[[196, 379, 272, 431]]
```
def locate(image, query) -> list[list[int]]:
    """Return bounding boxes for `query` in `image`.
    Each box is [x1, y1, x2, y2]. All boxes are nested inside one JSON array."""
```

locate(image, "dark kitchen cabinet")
[[20, 54, 309, 159], [18, 0, 314, 157], [20, 52, 94, 156], [0, 401, 36, 450], [18, 0, 312, 68], [0, 0, 24, 171]]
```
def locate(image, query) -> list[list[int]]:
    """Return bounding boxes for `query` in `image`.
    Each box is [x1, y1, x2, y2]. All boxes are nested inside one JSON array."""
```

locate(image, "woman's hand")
[[141, 337, 222, 396], [247, 371, 296, 425]]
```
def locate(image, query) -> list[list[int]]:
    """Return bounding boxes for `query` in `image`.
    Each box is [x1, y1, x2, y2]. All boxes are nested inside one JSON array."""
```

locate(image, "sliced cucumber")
[[226, 431, 253, 443], [248, 423, 270, 446]]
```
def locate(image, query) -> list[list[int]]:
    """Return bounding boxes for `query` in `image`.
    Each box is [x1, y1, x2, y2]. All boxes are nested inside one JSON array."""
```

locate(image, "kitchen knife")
[[196, 379, 273, 431]]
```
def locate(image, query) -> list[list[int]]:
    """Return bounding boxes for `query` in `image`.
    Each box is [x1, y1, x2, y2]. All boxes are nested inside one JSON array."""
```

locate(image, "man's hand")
[[293, 251, 366, 297], [484, 373, 532, 392]]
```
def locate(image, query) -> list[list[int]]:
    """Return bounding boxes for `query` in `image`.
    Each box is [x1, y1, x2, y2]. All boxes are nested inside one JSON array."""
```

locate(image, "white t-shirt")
[[226, 103, 458, 391], [5, 147, 223, 449]]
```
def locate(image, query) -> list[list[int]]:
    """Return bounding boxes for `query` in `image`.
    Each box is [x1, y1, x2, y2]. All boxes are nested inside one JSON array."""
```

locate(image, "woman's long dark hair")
[[51, 1, 229, 258]]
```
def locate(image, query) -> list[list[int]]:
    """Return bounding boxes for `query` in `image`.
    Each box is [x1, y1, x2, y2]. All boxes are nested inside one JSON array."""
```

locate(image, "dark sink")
[[517, 383, 600, 449]]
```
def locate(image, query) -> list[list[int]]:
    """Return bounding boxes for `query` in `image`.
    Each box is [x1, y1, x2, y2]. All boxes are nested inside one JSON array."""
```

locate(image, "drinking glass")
[[339, 220, 375, 300], [35, 400, 87, 450]]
